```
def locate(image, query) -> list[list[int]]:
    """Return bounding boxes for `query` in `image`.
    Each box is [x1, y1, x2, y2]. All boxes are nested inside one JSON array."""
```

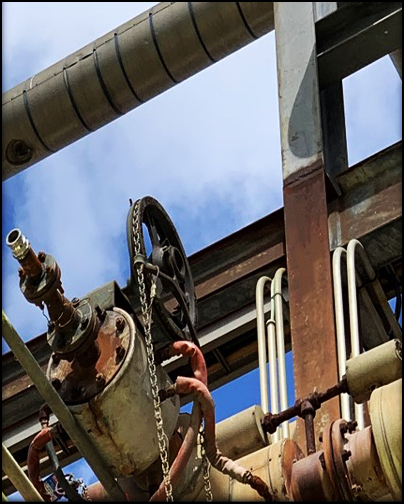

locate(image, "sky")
[[2, 2, 402, 499]]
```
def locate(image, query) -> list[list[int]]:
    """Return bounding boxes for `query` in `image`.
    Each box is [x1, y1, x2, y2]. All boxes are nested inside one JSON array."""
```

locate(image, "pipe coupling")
[[6, 228, 30, 260]]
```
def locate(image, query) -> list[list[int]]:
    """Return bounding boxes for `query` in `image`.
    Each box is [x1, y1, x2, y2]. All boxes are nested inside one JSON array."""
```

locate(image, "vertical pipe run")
[[272, 268, 289, 439], [256, 276, 272, 414], [346, 240, 375, 429], [303, 413, 316, 455], [332, 247, 352, 421], [266, 319, 280, 442], [1, 311, 126, 502]]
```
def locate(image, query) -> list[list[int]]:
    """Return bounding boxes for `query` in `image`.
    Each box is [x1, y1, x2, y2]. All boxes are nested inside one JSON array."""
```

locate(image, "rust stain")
[[283, 164, 340, 452]]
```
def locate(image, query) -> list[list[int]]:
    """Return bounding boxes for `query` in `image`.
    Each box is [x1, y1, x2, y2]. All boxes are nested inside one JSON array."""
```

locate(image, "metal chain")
[[131, 201, 174, 502], [199, 425, 213, 502]]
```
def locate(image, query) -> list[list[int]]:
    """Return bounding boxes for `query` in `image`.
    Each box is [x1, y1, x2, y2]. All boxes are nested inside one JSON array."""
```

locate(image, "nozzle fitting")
[[6, 228, 30, 260]]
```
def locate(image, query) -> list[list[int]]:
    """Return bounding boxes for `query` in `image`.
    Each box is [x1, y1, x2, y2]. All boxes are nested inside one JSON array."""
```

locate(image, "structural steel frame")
[[2, 1, 402, 496]]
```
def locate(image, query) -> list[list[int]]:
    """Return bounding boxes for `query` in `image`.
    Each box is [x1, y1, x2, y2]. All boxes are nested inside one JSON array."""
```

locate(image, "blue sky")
[[3, 2, 402, 498]]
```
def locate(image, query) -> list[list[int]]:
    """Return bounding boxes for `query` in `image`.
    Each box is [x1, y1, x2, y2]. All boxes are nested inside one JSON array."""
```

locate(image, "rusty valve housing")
[[6, 228, 99, 362]]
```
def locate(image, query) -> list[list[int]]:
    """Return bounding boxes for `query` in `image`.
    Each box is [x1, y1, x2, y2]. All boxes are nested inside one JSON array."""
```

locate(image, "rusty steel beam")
[[2, 142, 402, 494], [274, 2, 341, 453]]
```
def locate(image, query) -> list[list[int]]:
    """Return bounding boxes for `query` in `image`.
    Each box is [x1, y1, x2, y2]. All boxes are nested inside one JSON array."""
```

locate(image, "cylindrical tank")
[[345, 339, 402, 404], [369, 378, 402, 501], [215, 405, 268, 460], [48, 307, 180, 477]]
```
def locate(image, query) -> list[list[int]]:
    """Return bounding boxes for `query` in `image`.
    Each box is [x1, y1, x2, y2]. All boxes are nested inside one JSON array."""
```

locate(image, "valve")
[[6, 228, 97, 362]]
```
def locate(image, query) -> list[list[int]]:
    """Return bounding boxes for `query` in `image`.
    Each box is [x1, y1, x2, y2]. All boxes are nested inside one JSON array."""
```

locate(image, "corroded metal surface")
[[283, 167, 340, 451], [369, 378, 402, 501], [268, 439, 304, 501], [2, 143, 402, 493], [47, 310, 130, 404], [345, 425, 390, 501]]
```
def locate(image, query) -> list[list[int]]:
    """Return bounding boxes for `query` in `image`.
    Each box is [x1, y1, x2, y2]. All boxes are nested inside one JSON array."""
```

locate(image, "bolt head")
[[38, 251, 46, 263], [71, 297, 80, 307], [341, 449, 352, 461], [96, 373, 106, 386]]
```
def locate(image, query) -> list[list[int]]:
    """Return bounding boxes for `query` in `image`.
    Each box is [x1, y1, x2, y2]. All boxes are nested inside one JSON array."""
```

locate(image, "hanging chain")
[[132, 201, 174, 502], [199, 425, 213, 502]]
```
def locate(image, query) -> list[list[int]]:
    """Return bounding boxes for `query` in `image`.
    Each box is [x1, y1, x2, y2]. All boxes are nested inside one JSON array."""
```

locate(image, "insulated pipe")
[[2, 2, 274, 180], [2, 443, 44, 502], [256, 276, 272, 414], [1, 311, 126, 502], [272, 268, 289, 439], [346, 339, 402, 404], [332, 247, 352, 421]]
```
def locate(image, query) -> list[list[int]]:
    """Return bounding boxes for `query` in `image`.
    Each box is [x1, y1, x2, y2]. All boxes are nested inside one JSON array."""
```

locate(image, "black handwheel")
[[127, 196, 198, 346]]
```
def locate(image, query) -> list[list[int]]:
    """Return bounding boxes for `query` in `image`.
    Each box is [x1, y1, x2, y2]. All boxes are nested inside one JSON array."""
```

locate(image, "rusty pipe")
[[27, 428, 54, 502], [151, 341, 207, 501], [175, 376, 273, 501], [6, 228, 77, 326], [149, 403, 203, 502], [262, 377, 348, 435], [157, 340, 208, 386]]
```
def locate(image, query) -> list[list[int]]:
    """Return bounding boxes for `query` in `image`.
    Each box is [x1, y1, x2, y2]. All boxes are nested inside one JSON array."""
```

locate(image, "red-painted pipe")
[[27, 428, 53, 501], [175, 376, 273, 501], [149, 402, 202, 502], [166, 341, 208, 386], [149, 342, 207, 501]]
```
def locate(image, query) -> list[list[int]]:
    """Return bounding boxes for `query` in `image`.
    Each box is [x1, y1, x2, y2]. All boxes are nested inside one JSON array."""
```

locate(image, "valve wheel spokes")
[[127, 196, 198, 345]]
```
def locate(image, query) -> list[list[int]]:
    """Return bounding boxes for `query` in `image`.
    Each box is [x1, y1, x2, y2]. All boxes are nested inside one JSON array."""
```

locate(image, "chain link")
[[199, 425, 213, 502], [132, 201, 174, 502]]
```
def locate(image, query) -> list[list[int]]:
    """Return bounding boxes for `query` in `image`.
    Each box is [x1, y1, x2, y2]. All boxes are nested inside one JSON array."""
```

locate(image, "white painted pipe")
[[256, 276, 272, 414], [266, 319, 280, 442], [347, 239, 373, 430], [332, 246, 352, 421], [272, 268, 290, 439]]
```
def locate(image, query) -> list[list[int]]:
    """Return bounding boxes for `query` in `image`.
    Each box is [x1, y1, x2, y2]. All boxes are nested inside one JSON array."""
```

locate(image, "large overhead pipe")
[[2, 2, 274, 180]]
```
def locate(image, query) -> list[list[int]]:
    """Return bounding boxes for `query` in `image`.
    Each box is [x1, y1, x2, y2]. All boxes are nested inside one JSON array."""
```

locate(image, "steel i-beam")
[[274, 2, 340, 452]]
